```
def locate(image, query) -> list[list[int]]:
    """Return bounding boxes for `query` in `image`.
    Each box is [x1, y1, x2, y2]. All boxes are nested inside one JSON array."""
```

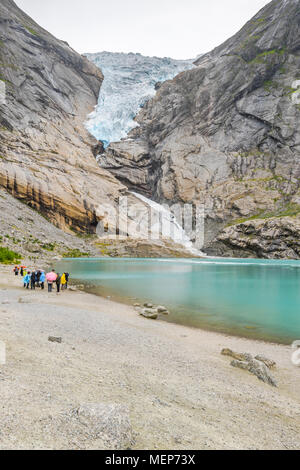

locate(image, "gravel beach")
[[0, 265, 300, 450]]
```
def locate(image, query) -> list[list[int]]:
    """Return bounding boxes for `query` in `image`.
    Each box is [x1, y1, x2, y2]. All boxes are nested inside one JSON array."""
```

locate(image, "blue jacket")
[[40, 272, 46, 282], [23, 274, 30, 284]]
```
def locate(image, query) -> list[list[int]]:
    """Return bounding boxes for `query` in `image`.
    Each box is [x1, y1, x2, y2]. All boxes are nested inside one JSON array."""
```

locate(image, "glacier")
[[85, 51, 194, 147]]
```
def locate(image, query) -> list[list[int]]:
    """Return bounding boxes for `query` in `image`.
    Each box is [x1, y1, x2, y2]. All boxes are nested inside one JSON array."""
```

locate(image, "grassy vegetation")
[[228, 203, 300, 227], [249, 48, 286, 64], [95, 241, 111, 256], [0, 246, 22, 264], [263, 80, 280, 93], [41, 242, 56, 252], [252, 18, 266, 24], [23, 25, 38, 36], [63, 249, 90, 259]]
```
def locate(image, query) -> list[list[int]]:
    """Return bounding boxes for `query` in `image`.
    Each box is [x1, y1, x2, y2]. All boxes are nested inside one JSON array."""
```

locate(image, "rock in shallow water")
[[139, 308, 158, 320], [156, 306, 169, 315]]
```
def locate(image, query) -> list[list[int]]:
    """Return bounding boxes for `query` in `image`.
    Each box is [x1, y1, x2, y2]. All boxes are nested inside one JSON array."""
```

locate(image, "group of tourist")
[[13, 266, 70, 293]]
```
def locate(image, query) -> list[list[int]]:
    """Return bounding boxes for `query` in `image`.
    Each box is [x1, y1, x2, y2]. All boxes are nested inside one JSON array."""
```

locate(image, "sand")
[[0, 265, 300, 450]]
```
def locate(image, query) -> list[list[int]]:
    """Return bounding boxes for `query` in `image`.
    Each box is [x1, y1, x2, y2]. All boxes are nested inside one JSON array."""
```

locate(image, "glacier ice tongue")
[[85, 51, 194, 147]]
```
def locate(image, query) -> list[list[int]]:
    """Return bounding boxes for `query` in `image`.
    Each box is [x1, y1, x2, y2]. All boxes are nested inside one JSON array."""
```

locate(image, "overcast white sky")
[[15, 0, 271, 59]]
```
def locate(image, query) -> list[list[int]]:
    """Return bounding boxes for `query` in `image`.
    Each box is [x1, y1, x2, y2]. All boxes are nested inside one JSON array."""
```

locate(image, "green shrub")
[[63, 249, 90, 258], [41, 242, 56, 251], [0, 246, 22, 264]]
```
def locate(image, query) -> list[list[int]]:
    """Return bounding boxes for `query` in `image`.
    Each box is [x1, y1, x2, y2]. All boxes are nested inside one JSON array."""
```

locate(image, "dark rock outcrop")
[[102, 0, 300, 258], [0, 0, 124, 233]]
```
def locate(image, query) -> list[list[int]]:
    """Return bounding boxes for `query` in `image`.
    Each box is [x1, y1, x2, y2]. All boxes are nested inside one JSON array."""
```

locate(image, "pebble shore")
[[0, 265, 300, 450]]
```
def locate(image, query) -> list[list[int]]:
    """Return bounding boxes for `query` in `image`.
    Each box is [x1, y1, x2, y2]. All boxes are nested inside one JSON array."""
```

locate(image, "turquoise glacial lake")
[[55, 257, 300, 344]]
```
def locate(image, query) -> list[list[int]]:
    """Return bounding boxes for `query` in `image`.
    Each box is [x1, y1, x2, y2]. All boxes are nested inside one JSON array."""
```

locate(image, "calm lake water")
[[55, 257, 300, 344]]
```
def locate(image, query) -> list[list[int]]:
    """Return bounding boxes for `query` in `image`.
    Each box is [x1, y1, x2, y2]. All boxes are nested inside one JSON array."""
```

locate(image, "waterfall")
[[131, 192, 205, 256]]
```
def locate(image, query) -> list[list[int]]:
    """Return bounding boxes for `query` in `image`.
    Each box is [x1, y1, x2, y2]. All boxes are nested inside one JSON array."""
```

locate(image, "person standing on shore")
[[64, 272, 70, 289], [13, 266, 19, 276], [61, 273, 66, 290], [40, 271, 45, 290], [36, 270, 41, 288], [56, 273, 62, 293], [30, 271, 36, 290], [46, 270, 57, 293], [23, 271, 30, 289]]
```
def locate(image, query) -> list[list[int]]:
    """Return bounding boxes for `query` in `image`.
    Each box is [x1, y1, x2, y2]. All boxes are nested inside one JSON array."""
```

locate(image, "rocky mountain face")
[[0, 187, 101, 264], [0, 1, 201, 258], [102, 0, 300, 258], [0, 0, 125, 234]]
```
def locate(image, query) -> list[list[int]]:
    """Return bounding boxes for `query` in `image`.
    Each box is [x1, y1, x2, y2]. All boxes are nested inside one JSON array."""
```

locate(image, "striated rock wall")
[[102, 0, 300, 258], [0, 0, 125, 233], [212, 215, 300, 259]]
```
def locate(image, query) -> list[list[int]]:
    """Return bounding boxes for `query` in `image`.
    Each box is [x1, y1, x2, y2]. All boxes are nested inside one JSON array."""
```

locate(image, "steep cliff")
[[0, 0, 124, 233], [102, 0, 300, 258]]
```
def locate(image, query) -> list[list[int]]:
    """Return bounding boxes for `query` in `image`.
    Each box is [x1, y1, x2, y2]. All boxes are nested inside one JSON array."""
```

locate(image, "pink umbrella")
[[46, 272, 57, 282]]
